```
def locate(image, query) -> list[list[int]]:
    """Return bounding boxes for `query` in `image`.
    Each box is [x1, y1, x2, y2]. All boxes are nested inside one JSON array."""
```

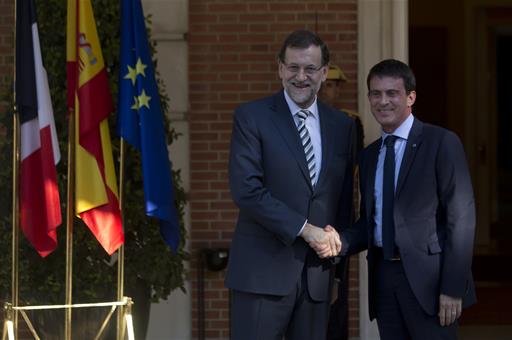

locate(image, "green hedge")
[[0, 0, 188, 307]]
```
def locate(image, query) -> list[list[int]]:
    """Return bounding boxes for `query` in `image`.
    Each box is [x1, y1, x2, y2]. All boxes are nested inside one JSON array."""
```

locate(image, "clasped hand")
[[301, 224, 341, 258]]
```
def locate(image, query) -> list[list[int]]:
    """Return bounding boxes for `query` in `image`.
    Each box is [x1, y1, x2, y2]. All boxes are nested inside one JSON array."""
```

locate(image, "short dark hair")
[[367, 59, 416, 94], [278, 30, 330, 66]]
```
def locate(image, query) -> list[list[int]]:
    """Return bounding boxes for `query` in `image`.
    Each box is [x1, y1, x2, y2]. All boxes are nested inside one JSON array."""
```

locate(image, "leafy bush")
[[0, 0, 187, 309]]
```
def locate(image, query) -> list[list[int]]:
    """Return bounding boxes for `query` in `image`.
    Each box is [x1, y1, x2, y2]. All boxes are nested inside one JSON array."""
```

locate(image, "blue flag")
[[117, 0, 180, 251]]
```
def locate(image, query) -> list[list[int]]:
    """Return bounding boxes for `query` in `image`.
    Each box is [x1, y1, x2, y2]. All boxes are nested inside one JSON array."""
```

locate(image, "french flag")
[[16, 0, 61, 257]]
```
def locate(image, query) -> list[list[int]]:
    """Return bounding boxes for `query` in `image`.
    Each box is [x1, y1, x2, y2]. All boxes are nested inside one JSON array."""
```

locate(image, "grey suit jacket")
[[225, 90, 355, 302], [342, 117, 477, 318]]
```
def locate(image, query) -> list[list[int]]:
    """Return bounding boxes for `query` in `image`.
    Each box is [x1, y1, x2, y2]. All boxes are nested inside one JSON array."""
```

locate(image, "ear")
[[278, 60, 285, 81], [320, 65, 328, 82], [407, 90, 416, 107]]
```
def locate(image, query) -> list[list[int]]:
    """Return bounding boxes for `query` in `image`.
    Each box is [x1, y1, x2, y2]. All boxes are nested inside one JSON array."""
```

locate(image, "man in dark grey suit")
[[225, 30, 355, 340], [341, 59, 476, 340]]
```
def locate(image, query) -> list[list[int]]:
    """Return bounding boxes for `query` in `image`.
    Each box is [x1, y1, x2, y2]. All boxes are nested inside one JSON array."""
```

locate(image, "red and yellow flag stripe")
[[66, 0, 123, 254]]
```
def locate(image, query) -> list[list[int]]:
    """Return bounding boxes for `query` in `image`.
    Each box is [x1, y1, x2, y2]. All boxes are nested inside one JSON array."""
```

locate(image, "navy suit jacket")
[[225, 90, 355, 302], [342, 117, 477, 319]]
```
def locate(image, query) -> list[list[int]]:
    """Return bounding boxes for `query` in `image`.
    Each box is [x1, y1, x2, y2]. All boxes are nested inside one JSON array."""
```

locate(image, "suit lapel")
[[396, 118, 423, 197], [315, 102, 336, 190], [269, 91, 312, 188]]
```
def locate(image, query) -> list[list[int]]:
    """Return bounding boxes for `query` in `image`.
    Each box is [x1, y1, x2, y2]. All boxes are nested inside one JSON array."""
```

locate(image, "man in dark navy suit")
[[225, 30, 356, 340], [341, 59, 476, 340]]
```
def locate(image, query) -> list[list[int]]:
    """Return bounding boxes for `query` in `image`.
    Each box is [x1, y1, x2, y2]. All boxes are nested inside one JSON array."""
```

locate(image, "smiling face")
[[278, 45, 328, 109], [368, 76, 416, 133]]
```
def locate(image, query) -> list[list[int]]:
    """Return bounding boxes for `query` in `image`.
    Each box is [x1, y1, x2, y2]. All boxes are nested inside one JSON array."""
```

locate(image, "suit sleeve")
[[437, 131, 476, 298], [340, 150, 371, 256], [336, 118, 355, 232], [229, 106, 305, 246]]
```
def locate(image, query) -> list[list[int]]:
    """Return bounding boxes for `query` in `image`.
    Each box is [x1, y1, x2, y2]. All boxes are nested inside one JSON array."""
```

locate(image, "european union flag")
[[117, 0, 180, 251]]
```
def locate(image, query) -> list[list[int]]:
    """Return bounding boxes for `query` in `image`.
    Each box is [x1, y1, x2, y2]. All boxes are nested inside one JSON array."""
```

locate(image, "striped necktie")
[[297, 109, 316, 185]]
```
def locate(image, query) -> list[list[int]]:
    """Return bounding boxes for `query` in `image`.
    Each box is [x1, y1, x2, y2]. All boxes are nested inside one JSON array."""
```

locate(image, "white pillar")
[[357, 1, 408, 339], [142, 1, 191, 339]]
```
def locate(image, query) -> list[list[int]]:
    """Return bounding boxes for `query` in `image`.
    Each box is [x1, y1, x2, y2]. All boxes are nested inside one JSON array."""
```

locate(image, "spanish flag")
[[66, 0, 124, 254]]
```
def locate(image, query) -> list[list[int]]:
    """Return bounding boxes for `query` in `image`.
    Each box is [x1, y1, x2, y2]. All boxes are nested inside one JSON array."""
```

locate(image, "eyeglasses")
[[282, 62, 324, 76]]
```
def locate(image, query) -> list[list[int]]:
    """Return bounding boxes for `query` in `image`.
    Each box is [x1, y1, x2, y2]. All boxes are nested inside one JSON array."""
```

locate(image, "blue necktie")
[[382, 135, 397, 259]]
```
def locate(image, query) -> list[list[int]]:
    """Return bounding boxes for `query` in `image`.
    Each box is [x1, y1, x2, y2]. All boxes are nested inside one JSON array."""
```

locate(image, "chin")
[[291, 95, 310, 106], [293, 92, 315, 105]]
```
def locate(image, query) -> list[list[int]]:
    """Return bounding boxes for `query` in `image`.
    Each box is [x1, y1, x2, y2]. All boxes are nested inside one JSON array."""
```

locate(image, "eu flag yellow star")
[[124, 65, 137, 85], [137, 89, 151, 109], [135, 58, 147, 77], [131, 96, 139, 110]]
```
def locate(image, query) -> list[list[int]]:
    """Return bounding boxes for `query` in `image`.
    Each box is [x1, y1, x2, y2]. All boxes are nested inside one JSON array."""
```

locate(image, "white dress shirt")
[[283, 90, 322, 186], [373, 114, 414, 247], [283, 91, 323, 235]]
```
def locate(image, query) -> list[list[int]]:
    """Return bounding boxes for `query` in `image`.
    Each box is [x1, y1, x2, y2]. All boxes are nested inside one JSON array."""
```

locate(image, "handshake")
[[300, 223, 342, 258]]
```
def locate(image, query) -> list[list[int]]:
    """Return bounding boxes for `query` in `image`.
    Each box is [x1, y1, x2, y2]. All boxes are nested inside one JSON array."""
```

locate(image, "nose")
[[295, 68, 308, 81], [379, 94, 390, 105]]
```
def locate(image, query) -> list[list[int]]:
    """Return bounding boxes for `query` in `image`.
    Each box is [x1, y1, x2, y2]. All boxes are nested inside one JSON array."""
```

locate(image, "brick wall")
[[188, 1, 359, 338], [0, 0, 13, 110]]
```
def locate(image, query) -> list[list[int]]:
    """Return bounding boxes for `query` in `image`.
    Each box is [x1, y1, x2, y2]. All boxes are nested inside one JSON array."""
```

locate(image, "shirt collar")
[[283, 90, 319, 119], [381, 114, 414, 145]]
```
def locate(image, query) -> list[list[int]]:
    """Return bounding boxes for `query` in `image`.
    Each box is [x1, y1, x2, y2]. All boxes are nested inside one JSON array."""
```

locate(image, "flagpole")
[[65, 107, 75, 340], [11, 113, 20, 340], [12, 0, 20, 338], [117, 138, 126, 340]]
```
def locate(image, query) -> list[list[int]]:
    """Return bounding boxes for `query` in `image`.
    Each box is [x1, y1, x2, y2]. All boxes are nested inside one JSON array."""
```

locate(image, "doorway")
[[409, 0, 512, 331], [465, 8, 512, 327]]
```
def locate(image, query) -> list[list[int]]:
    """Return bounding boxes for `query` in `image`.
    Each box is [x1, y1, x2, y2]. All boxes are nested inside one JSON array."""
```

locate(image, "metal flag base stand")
[[2, 297, 135, 340]]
